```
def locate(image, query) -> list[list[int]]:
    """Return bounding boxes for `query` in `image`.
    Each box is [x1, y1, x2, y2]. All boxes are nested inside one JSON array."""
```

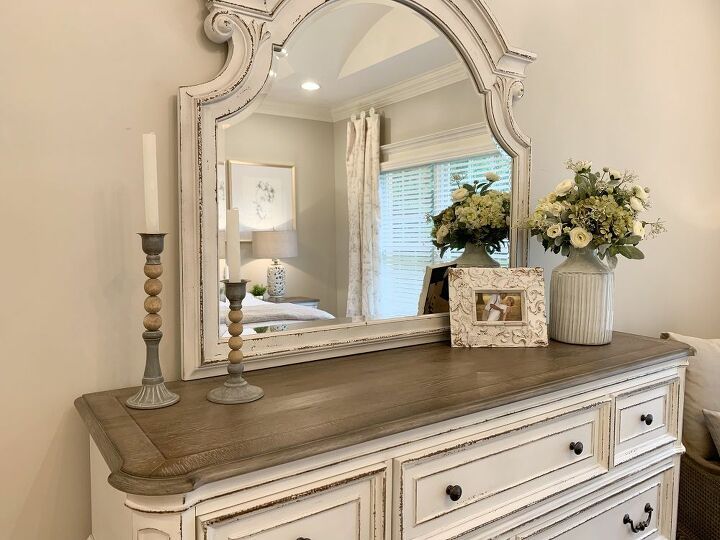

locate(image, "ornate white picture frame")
[[448, 267, 548, 347]]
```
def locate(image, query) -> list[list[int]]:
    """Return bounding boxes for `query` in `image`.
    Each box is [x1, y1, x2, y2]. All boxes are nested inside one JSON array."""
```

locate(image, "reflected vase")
[[453, 242, 500, 268], [550, 247, 614, 345]]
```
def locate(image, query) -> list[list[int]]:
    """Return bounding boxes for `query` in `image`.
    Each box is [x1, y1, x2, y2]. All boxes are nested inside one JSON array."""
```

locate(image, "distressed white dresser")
[[76, 333, 690, 539]]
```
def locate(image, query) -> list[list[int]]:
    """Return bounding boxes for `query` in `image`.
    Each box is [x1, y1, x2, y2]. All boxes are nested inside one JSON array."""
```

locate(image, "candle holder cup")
[[207, 279, 264, 404], [126, 233, 180, 410]]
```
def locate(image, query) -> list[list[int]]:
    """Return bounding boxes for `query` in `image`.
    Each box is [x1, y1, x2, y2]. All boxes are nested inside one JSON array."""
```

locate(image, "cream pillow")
[[703, 409, 720, 457], [665, 332, 720, 458]]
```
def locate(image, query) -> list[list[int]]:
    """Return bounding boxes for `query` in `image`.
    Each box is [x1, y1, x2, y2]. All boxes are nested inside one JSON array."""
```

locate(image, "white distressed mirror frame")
[[178, 0, 536, 380]]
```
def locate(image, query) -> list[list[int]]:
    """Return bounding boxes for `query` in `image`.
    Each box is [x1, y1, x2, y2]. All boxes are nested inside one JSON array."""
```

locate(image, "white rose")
[[633, 220, 646, 239], [436, 225, 449, 243], [632, 184, 649, 201], [609, 169, 622, 180], [569, 227, 592, 248], [485, 172, 500, 183], [571, 160, 592, 173], [549, 202, 566, 217], [630, 196, 645, 212], [451, 187, 469, 202], [546, 224, 562, 238], [554, 179, 575, 197]]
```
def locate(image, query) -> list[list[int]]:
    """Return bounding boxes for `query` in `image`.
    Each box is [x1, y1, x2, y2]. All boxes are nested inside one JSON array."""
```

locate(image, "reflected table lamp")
[[252, 230, 298, 298]]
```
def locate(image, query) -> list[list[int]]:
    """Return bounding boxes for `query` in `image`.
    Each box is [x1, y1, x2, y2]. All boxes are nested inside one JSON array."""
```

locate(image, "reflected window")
[[377, 148, 511, 318]]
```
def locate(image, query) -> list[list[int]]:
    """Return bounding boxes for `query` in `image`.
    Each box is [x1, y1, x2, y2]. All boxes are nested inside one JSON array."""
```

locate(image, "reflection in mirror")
[[217, 0, 512, 338]]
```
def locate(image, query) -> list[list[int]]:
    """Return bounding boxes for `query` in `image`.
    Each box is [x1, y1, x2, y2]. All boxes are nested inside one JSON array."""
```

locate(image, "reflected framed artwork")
[[448, 267, 548, 347], [227, 161, 296, 241]]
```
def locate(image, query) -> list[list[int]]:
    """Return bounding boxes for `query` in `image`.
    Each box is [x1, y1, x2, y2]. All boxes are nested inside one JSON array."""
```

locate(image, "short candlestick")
[[207, 280, 264, 404], [126, 233, 180, 409]]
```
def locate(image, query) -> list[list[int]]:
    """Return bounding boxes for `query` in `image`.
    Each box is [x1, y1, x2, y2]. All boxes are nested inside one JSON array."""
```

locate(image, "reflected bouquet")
[[429, 172, 510, 257]]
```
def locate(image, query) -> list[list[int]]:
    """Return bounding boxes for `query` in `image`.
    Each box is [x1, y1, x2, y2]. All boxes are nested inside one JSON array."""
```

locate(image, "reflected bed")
[[220, 294, 335, 336]]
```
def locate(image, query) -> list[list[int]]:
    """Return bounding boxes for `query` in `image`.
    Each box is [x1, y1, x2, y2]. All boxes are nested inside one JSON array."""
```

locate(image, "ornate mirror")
[[179, 0, 535, 379]]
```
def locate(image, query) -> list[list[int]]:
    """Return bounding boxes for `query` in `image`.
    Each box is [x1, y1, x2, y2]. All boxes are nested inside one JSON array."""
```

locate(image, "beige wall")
[[223, 114, 338, 313], [333, 79, 487, 313], [0, 0, 223, 538], [0, 1, 719, 539], [486, 0, 720, 338]]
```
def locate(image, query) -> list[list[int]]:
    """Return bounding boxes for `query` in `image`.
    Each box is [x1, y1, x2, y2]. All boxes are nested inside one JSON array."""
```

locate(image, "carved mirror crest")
[[179, 0, 536, 379]]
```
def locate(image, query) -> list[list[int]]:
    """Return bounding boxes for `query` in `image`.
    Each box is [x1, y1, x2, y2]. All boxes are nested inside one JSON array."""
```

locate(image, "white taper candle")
[[142, 133, 160, 233], [226, 208, 243, 281]]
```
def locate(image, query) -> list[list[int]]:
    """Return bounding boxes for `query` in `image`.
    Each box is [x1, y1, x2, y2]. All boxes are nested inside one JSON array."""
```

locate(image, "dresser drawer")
[[199, 469, 384, 540], [613, 380, 679, 465], [394, 402, 610, 539], [515, 468, 673, 539]]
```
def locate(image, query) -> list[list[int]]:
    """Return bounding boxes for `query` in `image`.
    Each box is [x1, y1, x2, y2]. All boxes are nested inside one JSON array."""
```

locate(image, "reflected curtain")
[[346, 108, 381, 318]]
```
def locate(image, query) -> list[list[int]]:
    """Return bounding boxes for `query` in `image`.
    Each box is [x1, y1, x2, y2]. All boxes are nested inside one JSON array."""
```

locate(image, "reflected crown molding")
[[255, 99, 334, 122], [330, 61, 468, 122], [254, 61, 469, 123]]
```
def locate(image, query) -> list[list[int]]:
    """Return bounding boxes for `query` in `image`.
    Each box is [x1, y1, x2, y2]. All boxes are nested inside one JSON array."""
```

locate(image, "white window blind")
[[377, 149, 512, 319]]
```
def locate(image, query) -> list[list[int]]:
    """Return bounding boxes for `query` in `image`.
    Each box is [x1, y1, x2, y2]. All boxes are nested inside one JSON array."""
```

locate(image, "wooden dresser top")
[[75, 332, 691, 496]]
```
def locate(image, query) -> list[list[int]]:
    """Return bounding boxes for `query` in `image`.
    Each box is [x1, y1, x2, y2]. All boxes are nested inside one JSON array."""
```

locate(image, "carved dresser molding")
[[77, 333, 691, 539]]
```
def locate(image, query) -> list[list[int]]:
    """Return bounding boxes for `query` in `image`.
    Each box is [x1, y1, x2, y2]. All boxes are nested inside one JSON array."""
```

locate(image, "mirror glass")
[[216, 0, 512, 338]]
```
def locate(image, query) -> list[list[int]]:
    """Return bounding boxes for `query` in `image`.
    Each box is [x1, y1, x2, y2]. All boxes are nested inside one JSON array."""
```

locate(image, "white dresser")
[[77, 333, 690, 540]]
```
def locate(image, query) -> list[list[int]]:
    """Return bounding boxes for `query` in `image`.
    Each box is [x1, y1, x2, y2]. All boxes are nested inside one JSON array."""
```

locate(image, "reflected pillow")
[[664, 332, 720, 458], [242, 293, 265, 306]]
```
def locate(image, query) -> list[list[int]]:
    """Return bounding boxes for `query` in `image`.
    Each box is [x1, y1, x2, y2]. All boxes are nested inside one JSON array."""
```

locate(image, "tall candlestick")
[[142, 133, 160, 233], [226, 208, 242, 281], [126, 233, 179, 410]]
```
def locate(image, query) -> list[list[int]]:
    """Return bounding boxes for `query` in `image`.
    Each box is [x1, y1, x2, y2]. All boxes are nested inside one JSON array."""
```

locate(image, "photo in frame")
[[448, 267, 548, 347], [227, 160, 296, 241], [418, 261, 457, 315]]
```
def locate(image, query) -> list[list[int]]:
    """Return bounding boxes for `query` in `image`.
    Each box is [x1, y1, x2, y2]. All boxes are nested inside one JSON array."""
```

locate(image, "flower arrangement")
[[429, 172, 510, 257], [527, 159, 665, 266]]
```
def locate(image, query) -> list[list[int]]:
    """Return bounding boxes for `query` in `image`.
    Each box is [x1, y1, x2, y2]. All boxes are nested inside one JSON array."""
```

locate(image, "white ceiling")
[[261, 0, 463, 111]]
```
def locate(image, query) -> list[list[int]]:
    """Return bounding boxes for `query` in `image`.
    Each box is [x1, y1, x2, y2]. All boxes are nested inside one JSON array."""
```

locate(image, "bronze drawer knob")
[[446, 484, 463, 501], [569, 441, 584, 455], [623, 503, 654, 533], [641, 413, 654, 425]]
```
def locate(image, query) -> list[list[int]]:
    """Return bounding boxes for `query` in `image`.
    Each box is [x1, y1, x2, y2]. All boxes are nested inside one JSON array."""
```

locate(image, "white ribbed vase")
[[550, 247, 614, 345]]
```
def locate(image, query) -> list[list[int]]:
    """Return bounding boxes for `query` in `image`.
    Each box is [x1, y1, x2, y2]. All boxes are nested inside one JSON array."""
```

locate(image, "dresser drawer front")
[[397, 403, 610, 539], [614, 381, 679, 465], [517, 471, 671, 540], [200, 471, 384, 540]]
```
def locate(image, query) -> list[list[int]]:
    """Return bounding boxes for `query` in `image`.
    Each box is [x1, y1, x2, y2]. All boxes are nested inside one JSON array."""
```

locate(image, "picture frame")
[[226, 160, 296, 241], [448, 267, 548, 347], [418, 261, 457, 315]]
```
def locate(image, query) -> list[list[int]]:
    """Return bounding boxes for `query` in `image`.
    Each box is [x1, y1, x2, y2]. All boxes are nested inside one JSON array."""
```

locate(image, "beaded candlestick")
[[207, 280, 264, 404], [126, 233, 180, 409]]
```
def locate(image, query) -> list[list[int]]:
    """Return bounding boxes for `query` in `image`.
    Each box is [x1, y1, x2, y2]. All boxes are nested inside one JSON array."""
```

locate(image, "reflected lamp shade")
[[251, 230, 298, 260], [251, 230, 298, 298]]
